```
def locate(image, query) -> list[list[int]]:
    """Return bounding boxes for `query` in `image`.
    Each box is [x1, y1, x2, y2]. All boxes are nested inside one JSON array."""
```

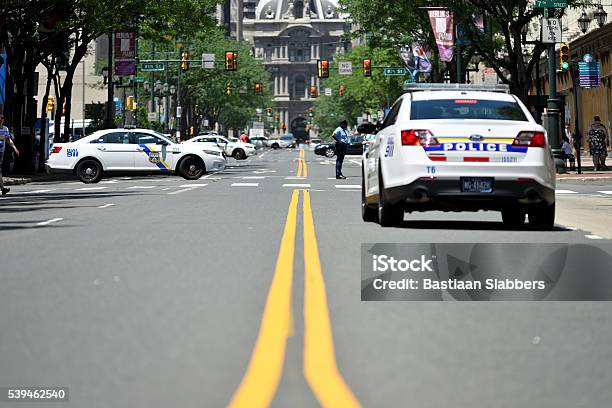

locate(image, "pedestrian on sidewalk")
[[588, 116, 609, 171], [0, 114, 20, 195], [240, 130, 248, 143], [332, 119, 350, 179], [561, 136, 576, 172]]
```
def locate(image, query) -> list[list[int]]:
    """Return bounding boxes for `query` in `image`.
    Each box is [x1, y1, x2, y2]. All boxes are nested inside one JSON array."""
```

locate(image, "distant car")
[[47, 128, 226, 183], [250, 136, 269, 149], [310, 138, 322, 146], [314, 136, 364, 157], [268, 138, 291, 149], [186, 135, 256, 160], [280, 134, 296, 148]]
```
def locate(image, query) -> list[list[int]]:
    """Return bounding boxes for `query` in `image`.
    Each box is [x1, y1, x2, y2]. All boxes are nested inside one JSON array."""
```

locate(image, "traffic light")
[[339, 84, 345, 96], [363, 59, 372, 77], [310, 85, 318, 98], [181, 51, 190, 72], [308, 108, 314, 117], [560, 43, 570, 70], [45, 96, 55, 113], [225, 51, 238, 71], [126, 96, 134, 111], [317, 59, 329, 78], [254, 82, 263, 94], [226, 83, 233, 95]]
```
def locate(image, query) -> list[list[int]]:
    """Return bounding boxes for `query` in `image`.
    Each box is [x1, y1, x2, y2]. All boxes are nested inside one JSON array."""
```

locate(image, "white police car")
[[361, 84, 556, 230], [185, 135, 256, 160], [47, 128, 226, 183]]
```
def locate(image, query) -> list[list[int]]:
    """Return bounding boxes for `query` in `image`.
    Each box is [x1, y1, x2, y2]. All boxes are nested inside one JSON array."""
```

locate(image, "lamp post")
[[104, 33, 115, 129]]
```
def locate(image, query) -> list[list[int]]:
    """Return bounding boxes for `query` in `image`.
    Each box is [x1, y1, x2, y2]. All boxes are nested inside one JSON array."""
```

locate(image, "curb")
[[557, 176, 612, 182], [4, 178, 33, 186]]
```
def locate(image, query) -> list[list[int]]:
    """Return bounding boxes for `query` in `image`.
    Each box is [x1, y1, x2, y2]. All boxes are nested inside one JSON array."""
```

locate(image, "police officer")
[[332, 120, 350, 179], [0, 114, 20, 195]]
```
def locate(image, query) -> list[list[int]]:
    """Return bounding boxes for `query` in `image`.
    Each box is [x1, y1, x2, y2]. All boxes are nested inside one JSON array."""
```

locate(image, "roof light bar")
[[403, 83, 510, 93]]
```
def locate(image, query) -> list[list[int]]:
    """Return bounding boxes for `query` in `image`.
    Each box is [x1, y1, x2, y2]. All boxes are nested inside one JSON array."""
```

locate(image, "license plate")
[[461, 177, 493, 193]]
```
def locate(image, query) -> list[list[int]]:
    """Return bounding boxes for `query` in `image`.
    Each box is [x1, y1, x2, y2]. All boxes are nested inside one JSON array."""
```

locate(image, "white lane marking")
[[100, 180, 119, 184], [334, 185, 361, 189], [586, 234, 604, 240], [169, 184, 208, 195], [76, 187, 107, 191], [36, 218, 63, 226], [97, 203, 115, 209], [121, 177, 132, 180], [128, 185, 157, 189], [349, 159, 362, 166], [231, 183, 260, 187], [282, 183, 311, 188], [285, 176, 306, 180], [23, 189, 55, 194], [597, 191, 612, 195], [253, 170, 276, 174], [241, 176, 265, 179], [565, 226, 578, 231], [162, 188, 171, 191], [555, 189, 579, 194]]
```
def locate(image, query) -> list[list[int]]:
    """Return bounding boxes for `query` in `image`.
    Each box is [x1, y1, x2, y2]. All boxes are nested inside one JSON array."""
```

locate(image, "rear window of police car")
[[410, 99, 527, 121]]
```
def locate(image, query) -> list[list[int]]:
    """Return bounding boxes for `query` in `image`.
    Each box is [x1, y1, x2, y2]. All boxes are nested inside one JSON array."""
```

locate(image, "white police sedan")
[[361, 84, 556, 230], [47, 128, 226, 183]]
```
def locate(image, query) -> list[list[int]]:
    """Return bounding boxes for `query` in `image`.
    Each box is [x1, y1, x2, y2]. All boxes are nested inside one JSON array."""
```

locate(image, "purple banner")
[[428, 9, 454, 62], [114, 32, 136, 76]]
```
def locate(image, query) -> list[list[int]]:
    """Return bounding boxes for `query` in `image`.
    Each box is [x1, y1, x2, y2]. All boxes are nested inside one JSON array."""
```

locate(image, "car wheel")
[[76, 159, 103, 183], [178, 155, 206, 180], [325, 148, 335, 158], [272, 143, 279, 149], [233, 149, 246, 160], [377, 170, 403, 227], [501, 208, 526, 229], [528, 201, 555, 231], [362, 168, 377, 222]]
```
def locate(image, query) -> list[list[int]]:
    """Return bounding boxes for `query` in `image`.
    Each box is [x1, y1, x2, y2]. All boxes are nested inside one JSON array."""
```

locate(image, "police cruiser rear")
[[47, 128, 225, 183], [361, 84, 556, 230]]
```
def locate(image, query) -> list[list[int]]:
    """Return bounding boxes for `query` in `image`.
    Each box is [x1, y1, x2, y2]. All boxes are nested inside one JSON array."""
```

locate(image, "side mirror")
[[157, 140, 169, 146], [357, 122, 378, 135]]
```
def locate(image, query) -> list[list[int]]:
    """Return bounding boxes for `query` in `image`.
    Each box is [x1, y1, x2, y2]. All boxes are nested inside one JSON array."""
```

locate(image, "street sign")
[[578, 61, 601, 88], [141, 62, 165, 72], [202, 53, 215, 69], [541, 18, 562, 43], [324, 87, 332, 96], [535, 0, 567, 8], [147, 112, 156, 121], [384, 67, 406, 76], [132, 76, 144, 83], [338, 61, 353, 75]]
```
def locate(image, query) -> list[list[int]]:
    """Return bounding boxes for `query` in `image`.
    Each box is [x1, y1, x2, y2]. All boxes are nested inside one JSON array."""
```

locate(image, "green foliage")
[[84, 103, 105, 134], [135, 105, 150, 129], [181, 29, 273, 131], [313, 45, 406, 138]]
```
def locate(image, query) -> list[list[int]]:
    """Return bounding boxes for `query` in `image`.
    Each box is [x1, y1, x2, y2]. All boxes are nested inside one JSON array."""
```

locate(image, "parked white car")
[[47, 128, 226, 183], [361, 84, 556, 229], [186, 135, 256, 160]]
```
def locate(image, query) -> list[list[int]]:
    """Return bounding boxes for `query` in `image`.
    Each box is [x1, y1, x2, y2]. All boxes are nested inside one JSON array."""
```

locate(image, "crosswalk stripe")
[[36, 218, 63, 226], [242, 176, 265, 179], [597, 191, 612, 195], [585, 234, 605, 240], [232, 183, 260, 187], [283, 184, 311, 188], [76, 187, 107, 191], [128, 186, 157, 189], [555, 189, 578, 194], [23, 189, 55, 194], [334, 185, 361, 189], [168, 184, 207, 195]]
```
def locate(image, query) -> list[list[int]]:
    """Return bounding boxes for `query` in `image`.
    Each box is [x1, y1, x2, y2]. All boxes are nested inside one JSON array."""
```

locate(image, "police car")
[[47, 128, 226, 183], [360, 84, 556, 230], [185, 135, 256, 160]]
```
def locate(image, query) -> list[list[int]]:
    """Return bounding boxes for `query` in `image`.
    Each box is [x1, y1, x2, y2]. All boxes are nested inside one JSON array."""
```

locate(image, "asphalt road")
[[1, 148, 611, 407]]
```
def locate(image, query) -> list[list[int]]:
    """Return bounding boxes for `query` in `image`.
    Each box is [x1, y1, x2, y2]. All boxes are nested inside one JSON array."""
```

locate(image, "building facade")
[[239, 0, 349, 139]]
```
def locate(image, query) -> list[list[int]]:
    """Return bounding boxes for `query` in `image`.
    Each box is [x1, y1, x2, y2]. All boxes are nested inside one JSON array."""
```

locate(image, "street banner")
[[114, 32, 136, 76], [473, 13, 484, 32], [398, 44, 432, 75], [427, 9, 454, 62], [362, 243, 612, 301]]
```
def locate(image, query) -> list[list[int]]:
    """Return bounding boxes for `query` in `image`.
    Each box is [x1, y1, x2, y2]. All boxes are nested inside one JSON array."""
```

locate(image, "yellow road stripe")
[[302, 190, 361, 408], [300, 148, 308, 178], [227, 190, 299, 408], [297, 156, 303, 177]]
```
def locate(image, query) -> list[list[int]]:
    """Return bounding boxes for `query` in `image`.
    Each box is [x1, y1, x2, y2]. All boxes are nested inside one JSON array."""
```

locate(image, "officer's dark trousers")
[[335, 142, 347, 177]]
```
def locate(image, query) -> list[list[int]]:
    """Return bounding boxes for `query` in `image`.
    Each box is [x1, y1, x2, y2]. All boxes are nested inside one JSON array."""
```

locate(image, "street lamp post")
[[104, 33, 115, 129]]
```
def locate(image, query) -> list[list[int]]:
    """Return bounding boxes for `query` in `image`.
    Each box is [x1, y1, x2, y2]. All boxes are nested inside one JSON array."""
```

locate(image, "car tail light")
[[512, 131, 546, 148], [401, 130, 438, 146], [51, 146, 62, 154]]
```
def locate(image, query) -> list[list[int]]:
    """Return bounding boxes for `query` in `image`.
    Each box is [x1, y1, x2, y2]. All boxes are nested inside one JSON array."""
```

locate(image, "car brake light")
[[512, 131, 546, 148], [51, 146, 62, 154], [401, 130, 438, 146]]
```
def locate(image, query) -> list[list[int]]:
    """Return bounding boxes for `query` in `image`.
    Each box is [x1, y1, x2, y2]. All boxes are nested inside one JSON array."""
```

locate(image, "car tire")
[[178, 155, 206, 180], [76, 158, 103, 183], [272, 143, 279, 149], [325, 148, 335, 158], [362, 168, 377, 222], [377, 170, 403, 227], [233, 149, 246, 160], [528, 201, 555, 231], [501, 208, 526, 229]]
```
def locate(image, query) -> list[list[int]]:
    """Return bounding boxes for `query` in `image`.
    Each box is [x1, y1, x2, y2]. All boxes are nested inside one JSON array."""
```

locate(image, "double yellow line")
[[228, 150, 360, 408]]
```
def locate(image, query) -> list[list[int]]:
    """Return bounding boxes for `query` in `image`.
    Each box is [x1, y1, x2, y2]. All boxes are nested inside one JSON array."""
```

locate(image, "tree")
[[313, 44, 405, 138]]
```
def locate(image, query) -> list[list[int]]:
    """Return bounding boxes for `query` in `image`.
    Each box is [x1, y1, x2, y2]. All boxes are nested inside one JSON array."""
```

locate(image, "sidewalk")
[[3, 172, 74, 186], [556, 154, 612, 182]]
